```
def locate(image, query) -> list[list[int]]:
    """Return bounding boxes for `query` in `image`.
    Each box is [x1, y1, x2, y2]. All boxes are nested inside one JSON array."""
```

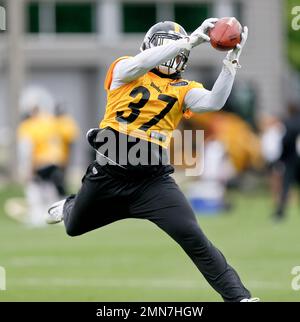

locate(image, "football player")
[[47, 19, 259, 301], [18, 87, 65, 226]]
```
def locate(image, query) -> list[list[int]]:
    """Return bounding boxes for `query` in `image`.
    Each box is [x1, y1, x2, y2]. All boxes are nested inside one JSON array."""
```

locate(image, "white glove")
[[189, 18, 218, 48], [223, 26, 248, 75]]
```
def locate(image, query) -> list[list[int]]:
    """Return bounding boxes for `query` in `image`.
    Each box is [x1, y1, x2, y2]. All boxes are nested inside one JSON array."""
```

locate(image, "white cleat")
[[46, 199, 66, 224], [240, 297, 260, 302]]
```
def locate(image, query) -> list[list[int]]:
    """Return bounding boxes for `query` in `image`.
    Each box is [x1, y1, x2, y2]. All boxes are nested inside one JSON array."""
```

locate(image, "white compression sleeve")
[[185, 64, 236, 113], [110, 39, 191, 90]]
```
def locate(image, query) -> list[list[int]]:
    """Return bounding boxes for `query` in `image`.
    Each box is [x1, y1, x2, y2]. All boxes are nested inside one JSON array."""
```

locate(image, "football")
[[209, 17, 242, 51]]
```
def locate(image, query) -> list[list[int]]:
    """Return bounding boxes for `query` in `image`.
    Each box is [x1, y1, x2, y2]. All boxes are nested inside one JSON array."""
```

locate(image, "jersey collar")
[[150, 68, 181, 80]]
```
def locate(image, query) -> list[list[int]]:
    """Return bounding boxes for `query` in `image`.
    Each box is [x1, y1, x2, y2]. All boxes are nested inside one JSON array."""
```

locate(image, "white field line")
[[7, 256, 297, 267], [6, 256, 164, 267], [7, 277, 287, 290]]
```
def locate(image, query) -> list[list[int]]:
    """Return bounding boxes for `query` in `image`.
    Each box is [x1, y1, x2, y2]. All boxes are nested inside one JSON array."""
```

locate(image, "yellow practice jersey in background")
[[18, 113, 66, 170], [100, 57, 203, 148], [189, 111, 263, 172]]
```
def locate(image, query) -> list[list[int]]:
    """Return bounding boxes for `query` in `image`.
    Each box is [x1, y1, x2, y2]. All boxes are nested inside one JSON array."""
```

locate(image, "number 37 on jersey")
[[100, 57, 203, 148]]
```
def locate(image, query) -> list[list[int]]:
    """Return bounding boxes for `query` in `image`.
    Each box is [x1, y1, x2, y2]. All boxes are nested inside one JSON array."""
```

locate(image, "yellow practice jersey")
[[18, 113, 66, 170], [100, 57, 203, 148]]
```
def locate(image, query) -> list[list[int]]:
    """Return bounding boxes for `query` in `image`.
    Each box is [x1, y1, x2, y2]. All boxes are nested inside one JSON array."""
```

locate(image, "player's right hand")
[[189, 18, 218, 48]]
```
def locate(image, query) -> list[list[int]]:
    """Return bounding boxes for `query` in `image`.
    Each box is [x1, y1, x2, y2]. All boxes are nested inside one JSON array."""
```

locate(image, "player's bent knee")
[[65, 224, 83, 237]]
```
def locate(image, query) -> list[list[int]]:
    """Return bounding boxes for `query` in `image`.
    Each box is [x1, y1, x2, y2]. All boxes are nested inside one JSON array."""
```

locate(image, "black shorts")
[[62, 161, 251, 302], [64, 161, 178, 234], [35, 164, 66, 197]]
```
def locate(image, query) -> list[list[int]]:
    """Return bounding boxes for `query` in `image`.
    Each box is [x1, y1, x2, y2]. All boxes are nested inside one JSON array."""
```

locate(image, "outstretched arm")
[[186, 26, 248, 113], [112, 39, 192, 86], [110, 18, 218, 90], [185, 66, 235, 113]]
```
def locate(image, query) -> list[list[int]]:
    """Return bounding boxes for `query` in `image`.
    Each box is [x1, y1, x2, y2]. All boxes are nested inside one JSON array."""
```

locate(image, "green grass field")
[[0, 184, 300, 302]]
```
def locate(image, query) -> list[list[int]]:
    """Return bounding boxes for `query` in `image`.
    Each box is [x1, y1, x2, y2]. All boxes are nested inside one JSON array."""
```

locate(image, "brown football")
[[208, 17, 242, 51]]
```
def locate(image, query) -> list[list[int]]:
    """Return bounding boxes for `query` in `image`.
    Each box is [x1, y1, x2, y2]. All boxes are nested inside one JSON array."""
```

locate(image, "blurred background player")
[[260, 114, 286, 220], [271, 103, 300, 221], [17, 86, 79, 227]]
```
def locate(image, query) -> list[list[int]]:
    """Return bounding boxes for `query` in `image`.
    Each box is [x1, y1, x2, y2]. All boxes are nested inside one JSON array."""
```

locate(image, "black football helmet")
[[140, 21, 189, 75]]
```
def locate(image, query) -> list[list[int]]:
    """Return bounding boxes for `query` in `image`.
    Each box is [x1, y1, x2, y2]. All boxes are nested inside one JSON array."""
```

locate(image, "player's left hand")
[[189, 18, 219, 48], [226, 26, 248, 64], [223, 26, 248, 75]]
